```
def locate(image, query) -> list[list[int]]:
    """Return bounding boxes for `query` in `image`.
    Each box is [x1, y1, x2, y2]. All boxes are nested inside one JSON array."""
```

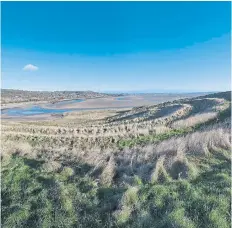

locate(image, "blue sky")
[[1, 2, 231, 92]]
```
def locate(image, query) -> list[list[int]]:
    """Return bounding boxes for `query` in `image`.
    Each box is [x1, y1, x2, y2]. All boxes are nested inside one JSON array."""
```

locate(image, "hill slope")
[[1, 91, 231, 228]]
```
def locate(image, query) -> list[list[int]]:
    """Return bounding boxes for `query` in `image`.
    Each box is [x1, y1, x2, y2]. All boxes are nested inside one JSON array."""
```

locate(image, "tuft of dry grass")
[[1, 140, 33, 158], [151, 156, 170, 183], [100, 155, 116, 186], [42, 161, 62, 172]]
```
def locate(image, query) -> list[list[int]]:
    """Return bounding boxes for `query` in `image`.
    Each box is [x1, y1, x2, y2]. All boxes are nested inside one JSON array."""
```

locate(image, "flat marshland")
[[1, 91, 231, 228]]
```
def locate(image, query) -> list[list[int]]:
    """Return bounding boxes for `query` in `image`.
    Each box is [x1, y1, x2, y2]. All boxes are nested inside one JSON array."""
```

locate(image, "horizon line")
[[1, 88, 224, 94]]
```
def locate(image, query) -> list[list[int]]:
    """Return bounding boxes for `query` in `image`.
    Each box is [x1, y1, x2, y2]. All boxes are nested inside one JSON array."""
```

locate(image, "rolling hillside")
[[1, 91, 231, 228]]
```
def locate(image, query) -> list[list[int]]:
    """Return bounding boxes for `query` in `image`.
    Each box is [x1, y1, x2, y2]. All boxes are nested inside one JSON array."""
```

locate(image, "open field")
[[1, 91, 231, 228]]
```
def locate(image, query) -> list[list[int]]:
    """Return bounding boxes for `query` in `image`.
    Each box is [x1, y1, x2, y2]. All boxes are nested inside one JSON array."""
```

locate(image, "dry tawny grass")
[[100, 155, 116, 186], [1, 141, 33, 158], [2, 121, 230, 186], [171, 112, 218, 129]]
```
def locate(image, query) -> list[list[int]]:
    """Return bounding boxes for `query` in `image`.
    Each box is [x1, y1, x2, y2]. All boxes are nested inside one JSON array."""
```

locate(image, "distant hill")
[[1, 89, 121, 104]]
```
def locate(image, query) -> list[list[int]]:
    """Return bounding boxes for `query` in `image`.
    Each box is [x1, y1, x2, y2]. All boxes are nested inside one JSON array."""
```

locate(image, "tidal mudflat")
[[2, 93, 207, 119]]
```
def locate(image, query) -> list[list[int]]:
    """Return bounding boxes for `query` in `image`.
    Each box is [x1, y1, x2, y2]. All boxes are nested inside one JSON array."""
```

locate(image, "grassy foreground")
[[2, 148, 230, 228]]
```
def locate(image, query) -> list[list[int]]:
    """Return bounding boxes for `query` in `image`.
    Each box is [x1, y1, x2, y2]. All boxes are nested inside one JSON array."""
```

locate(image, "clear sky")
[[1, 2, 231, 92]]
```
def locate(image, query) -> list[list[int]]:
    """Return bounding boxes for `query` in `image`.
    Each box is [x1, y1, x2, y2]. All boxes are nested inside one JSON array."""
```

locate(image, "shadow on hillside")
[[107, 104, 184, 123], [191, 149, 231, 194], [144, 104, 183, 121], [23, 157, 45, 169], [107, 110, 148, 123], [2, 155, 127, 228], [201, 91, 231, 101], [168, 98, 228, 127], [187, 98, 224, 113]]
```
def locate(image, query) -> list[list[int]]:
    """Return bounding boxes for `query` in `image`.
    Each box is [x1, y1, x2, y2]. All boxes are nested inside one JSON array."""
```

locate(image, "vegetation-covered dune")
[[1, 91, 231, 228]]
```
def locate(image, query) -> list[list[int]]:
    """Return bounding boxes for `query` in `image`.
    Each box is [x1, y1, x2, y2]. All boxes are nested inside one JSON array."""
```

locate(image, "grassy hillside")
[[1, 91, 231, 228]]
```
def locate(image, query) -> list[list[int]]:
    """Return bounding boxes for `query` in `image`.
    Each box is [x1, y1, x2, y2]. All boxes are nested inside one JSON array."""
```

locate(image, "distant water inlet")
[[115, 97, 132, 101], [1, 99, 85, 116], [1, 105, 78, 116], [47, 99, 85, 107], [1, 98, 133, 117]]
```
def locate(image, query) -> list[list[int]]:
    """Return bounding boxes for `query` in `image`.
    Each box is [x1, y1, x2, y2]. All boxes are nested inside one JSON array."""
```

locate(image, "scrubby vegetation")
[[1, 89, 121, 104], [1, 91, 231, 227]]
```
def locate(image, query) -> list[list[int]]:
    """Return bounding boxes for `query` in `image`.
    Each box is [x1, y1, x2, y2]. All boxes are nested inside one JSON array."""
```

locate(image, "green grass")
[[1, 156, 112, 228], [114, 150, 231, 228], [117, 127, 192, 149], [2, 148, 231, 228]]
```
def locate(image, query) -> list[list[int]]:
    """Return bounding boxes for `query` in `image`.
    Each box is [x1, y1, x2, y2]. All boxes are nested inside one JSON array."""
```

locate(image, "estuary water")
[[1, 105, 78, 116], [1, 98, 133, 117], [1, 99, 85, 116]]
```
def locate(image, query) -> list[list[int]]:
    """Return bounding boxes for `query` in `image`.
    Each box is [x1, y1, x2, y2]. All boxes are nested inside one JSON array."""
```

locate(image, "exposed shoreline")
[[1, 107, 131, 122], [1, 93, 207, 121]]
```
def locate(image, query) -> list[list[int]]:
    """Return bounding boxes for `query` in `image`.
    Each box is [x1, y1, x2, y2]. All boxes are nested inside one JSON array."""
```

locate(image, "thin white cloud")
[[23, 64, 39, 71]]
